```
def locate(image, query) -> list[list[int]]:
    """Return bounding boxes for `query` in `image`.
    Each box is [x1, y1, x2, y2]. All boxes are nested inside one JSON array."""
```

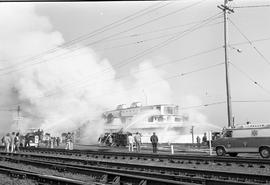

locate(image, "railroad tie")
[[138, 180, 147, 185], [99, 174, 108, 183], [112, 176, 120, 185]]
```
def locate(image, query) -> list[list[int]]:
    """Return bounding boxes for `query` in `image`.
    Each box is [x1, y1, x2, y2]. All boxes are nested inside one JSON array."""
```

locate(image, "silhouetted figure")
[[150, 132, 158, 153], [56, 137, 60, 147], [196, 136, 201, 148]]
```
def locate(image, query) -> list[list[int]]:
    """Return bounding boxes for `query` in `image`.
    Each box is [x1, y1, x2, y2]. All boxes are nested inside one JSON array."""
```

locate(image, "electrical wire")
[[229, 18, 270, 66], [233, 5, 270, 9], [0, 57, 224, 110], [0, 12, 222, 81], [0, 1, 203, 73], [0, 2, 170, 69], [179, 62, 224, 77], [230, 37, 270, 46], [0, 11, 222, 110], [179, 101, 226, 110], [49, 14, 223, 95], [229, 62, 270, 96], [96, 21, 223, 51], [232, 100, 270, 103], [40, 45, 222, 100]]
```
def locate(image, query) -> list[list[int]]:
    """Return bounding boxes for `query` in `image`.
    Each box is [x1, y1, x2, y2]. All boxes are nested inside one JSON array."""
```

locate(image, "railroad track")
[[1, 152, 269, 185], [0, 164, 87, 185], [18, 147, 270, 166]]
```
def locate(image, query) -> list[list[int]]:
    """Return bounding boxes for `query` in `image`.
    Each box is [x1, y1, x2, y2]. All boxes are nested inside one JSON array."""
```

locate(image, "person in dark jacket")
[[150, 132, 158, 153]]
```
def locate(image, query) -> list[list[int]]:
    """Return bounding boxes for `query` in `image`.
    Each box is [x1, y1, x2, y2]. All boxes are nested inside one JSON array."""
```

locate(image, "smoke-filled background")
[[1, 2, 269, 143], [0, 3, 215, 143]]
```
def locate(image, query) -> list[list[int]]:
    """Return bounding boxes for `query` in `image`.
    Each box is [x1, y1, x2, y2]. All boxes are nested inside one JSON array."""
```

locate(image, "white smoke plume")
[[0, 4, 174, 143], [180, 95, 222, 132]]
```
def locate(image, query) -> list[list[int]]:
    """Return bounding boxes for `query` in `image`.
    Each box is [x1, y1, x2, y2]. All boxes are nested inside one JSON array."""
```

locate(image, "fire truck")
[[212, 123, 270, 158]]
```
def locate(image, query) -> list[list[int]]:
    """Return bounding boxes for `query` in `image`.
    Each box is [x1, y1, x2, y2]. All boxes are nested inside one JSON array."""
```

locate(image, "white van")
[[212, 123, 270, 158]]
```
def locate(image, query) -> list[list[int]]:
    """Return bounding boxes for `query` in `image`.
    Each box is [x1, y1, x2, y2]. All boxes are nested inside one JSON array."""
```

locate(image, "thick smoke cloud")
[[0, 4, 214, 143], [0, 4, 174, 142]]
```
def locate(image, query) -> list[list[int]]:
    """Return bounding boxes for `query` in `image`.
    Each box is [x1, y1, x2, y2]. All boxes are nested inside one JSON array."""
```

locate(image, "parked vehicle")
[[25, 133, 39, 148], [212, 123, 270, 158]]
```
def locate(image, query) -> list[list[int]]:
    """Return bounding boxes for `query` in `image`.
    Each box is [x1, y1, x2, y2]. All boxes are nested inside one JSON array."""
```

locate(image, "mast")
[[218, 0, 234, 128]]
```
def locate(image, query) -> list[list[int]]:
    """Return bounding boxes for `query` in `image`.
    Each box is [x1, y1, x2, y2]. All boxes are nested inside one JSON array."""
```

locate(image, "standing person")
[[202, 133, 207, 146], [56, 137, 60, 147], [3, 133, 11, 152], [24, 134, 30, 148], [134, 132, 142, 152], [10, 132, 15, 153], [50, 137, 54, 148], [70, 133, 74, 150], [150, 132, 158, 153], [127, 134, 134, 152], [196, 136, 201, 148], [65, 132, 72, 150], [14, 132, 20, 153], [108, 135, 113, 147], [1, 136, 4, 146]]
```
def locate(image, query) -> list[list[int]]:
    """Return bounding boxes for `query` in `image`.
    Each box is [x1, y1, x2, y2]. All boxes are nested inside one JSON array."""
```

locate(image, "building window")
[[165, 107, 174, 114]]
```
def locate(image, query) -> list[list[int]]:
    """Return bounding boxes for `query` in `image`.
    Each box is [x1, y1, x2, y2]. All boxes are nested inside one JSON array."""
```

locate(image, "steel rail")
[[1, 152, 269, 185], [1, 154, 195, 185], [19, 147, 270, 165], [0, 164, 86, 185]]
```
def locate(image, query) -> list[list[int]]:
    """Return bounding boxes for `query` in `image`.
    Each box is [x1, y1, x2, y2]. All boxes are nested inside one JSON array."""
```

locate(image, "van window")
[[223, 130, 232, 137]]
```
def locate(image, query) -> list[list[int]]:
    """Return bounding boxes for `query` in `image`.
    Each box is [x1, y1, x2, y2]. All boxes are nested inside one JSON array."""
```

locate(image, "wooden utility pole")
[[190, 126, 194, 144], [218, 0, 234, 128]]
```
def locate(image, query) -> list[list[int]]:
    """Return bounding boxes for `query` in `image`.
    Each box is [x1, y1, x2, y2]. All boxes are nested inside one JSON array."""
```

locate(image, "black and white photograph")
[[0, 0, 270, 184]]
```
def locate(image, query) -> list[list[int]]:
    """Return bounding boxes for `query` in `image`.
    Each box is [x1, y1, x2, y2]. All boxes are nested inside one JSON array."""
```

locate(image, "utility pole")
[[218, 0, 234, 128], [190, 126, 194, 144]]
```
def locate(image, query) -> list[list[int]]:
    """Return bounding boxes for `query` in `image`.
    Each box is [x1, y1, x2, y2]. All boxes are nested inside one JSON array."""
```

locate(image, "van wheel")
[[229, 153, 238, 157], [216, 147, 226, 156], [259, 147, 270, 158]]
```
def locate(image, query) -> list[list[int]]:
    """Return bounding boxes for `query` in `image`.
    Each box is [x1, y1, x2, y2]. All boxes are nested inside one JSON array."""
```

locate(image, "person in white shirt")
[[127, 134, 134, 152], [134, 132, 142, 152]]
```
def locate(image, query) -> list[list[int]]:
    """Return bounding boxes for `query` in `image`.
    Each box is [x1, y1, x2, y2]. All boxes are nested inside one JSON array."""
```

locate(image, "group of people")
[[128, 132, 159, 153], [196, 133, 208, 148], [1, 132, 20, 153], [127, 132, 142, 152], [44, 134, 61, 148]]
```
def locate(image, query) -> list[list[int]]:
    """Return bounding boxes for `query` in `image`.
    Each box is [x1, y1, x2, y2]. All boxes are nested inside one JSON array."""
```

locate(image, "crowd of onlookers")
[[128, 132, 159, 153], [1, 132, 20, 153], [1, 131, 74, 152]]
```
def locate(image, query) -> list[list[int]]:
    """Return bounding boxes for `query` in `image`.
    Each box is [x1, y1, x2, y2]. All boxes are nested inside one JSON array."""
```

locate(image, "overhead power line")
[[96, 21, 223, 51], [229, 62, 270, 96], [0, 14, 223, 111], [179, 62, 224, 77], [233, 100, 270, 103], [229, 18, 270, 66], [179, 101, 226, 110], [0, 12, 221, 80], [230, 37, 270, 46], [39, 46, 222, 100], [0, 2, 170, 69], [0, 1, 203, 74], [233, 5, 270, 9], [1, 57, 224, 110]]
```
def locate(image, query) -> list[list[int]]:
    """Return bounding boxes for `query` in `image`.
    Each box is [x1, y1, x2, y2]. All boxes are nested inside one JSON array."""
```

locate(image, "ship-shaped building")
[[102, 102, 189, 143]]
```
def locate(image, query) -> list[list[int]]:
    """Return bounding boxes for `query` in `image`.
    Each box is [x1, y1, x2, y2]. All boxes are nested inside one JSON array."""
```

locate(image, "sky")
[[0, 0, 270, 139]]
